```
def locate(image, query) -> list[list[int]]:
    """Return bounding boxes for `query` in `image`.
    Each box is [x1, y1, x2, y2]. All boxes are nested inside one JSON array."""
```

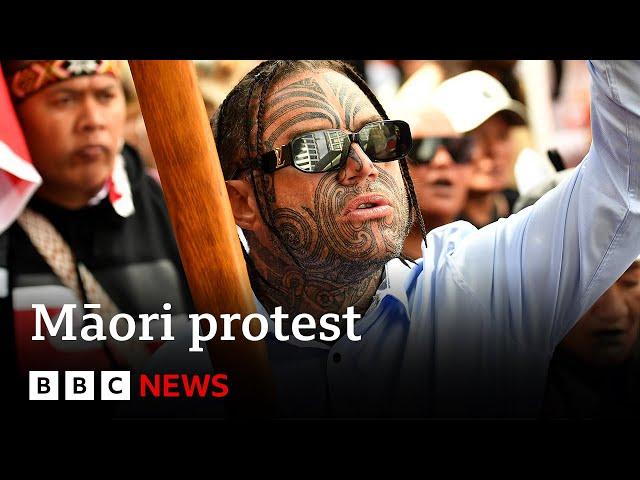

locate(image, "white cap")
[[429, 70, 527, 133], [389, 64, 457, 138]]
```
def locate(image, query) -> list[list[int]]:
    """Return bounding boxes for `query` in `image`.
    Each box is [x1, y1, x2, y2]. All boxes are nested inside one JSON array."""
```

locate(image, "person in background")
[[119, 60, 260, 181], [514, 173, 640, 418], [429, 70, 527, 228], [403, 109, 473, 260], [0, 60, 192, 417], [391, 83, 472, 260], [553, 60, 592, 168]]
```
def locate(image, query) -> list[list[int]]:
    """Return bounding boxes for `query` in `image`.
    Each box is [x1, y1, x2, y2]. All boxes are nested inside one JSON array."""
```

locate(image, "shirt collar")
[[87, 153, 135, 218], [252, 256, 415, 350], [373, 257, 412, 317], [252, 291, 332, 350]]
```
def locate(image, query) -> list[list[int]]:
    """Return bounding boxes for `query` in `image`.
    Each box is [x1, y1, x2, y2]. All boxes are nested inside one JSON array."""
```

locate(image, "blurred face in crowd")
[[16, 74, 126, 205], [466, 113, 513, 193], [230, 69, 411, 276], [409, 146, 470, 223], [559, 262, 640, 367]]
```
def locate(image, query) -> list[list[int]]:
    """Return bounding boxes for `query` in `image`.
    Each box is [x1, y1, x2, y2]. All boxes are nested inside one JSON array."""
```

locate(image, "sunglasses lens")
[[409, 137, 475, 165], [409, 138, 440, 164], [289, 120, 411, 173], [443, 137, 474, 164], [292, 130, 347, 172], [360, 120, 411, 161]]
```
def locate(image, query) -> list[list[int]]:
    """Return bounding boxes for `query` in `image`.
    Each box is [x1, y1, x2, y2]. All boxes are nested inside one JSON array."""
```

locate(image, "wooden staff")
[[128, 60, 274, 416]]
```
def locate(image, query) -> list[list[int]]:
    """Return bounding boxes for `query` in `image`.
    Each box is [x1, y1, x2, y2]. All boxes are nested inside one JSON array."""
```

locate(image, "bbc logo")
[[29, 371, 130, 400]]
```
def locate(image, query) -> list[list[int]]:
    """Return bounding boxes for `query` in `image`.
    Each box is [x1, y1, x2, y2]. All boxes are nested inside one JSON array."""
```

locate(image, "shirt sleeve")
[[445, 60, 640, 350]]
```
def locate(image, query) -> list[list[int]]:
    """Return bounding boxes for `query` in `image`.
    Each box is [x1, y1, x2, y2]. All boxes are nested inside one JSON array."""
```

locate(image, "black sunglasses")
[[232, 120, 412, 178], [408, 136, 475, 165]]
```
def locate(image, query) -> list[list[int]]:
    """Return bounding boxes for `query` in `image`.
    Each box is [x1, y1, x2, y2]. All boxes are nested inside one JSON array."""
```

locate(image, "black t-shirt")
[[543, 348, 640, 418]]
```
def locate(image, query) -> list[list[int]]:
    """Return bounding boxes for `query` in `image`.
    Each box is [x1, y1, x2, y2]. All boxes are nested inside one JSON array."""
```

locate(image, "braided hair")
[[211, 60, 428, 270]]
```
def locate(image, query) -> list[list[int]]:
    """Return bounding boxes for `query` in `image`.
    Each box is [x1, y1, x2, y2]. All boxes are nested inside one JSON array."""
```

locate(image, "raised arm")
[[445, 60, 640, 350]]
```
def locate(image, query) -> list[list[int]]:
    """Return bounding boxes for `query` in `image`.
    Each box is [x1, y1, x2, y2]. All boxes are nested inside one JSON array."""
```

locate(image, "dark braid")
[[256, 62, 279, 154], [399, 156, 428, 253], [236, 64, 291, 272], [244, 76, 277, 249], [254, 60, 279, 220], [339, 64, 390, 120], [244, 78, 259, 164], [339, 64, 429, 253], [224, 69, 297, 300], [242, 66, 293, 267], [252, 61, 307, 269]]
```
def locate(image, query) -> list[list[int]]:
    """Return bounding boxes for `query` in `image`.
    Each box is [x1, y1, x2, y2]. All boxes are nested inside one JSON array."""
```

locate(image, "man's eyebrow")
[[266, 112, 338, 148], [271, 119, 337, 148], [47, 84, 116, 96], [276, 114, 384, 146], [47, 87, 80, 96], [353, 115, 384, 132]]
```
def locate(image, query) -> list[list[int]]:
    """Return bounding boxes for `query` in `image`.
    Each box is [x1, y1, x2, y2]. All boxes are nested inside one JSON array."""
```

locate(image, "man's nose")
[[338, 142, 378, 185], [591, 284, 630, 326], [77, 97, 106, 132], [430, 146, 455, 168], [470, 133, 491, 158]]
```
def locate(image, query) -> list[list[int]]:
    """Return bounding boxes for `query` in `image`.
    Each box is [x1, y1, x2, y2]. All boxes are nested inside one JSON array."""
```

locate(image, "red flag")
[[0, 68, 41, 233]]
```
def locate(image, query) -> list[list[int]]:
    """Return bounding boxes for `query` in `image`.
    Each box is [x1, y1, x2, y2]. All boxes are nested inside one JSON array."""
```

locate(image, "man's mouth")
[[431, 178, 453, 187], [342, 193, 393, 222], [426, 177, 456, 196], [74, 144, 109, 160], [486, 167, 503, 177]]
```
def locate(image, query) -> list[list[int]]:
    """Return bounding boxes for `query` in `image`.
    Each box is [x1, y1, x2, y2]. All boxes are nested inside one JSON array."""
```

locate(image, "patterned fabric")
[[9, 60, 120, 101], [16, 207, 149, 370], [0, 67, 41, 233]]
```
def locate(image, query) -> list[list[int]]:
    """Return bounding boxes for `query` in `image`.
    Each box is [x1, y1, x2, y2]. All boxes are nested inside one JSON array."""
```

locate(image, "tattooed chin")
[[320, 175, 410, 261], [272, 169, 410, 279]]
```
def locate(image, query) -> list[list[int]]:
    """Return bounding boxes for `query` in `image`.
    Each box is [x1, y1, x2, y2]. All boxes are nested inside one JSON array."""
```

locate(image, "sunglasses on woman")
[[408, 136, 475, 165], [232, 119, 412, 178]]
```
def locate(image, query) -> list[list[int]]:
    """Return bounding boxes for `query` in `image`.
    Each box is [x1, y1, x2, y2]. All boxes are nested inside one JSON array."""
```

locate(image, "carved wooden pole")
[[129, 60, 274, 416]]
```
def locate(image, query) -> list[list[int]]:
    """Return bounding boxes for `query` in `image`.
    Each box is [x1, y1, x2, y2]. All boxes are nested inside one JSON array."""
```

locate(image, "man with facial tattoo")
[[146, 60, 640, 418]]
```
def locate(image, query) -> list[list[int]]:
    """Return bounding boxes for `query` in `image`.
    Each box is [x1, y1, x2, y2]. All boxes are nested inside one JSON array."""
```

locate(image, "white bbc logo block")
[[101, 371, 130, 400], [65, 371, 94, 400], [29, 371, 58, 400]]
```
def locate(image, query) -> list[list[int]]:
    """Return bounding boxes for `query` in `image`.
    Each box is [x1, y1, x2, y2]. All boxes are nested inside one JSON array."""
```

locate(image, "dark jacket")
[[0, 145, 192, 415]]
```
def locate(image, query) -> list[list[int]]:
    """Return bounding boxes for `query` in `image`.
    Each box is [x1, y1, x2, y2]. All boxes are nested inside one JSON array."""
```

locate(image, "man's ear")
[[226, 179, 260, 231]]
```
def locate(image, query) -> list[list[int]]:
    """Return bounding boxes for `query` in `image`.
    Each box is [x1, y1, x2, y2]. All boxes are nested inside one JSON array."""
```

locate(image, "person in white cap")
[[391, 86, 473, 260], [430, 69, 527, 228], [403, 109, 474, 260]]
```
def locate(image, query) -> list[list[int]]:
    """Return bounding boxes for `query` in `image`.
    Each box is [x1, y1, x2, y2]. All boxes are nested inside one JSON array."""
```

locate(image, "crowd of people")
[[1, 59, 637, 419]]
